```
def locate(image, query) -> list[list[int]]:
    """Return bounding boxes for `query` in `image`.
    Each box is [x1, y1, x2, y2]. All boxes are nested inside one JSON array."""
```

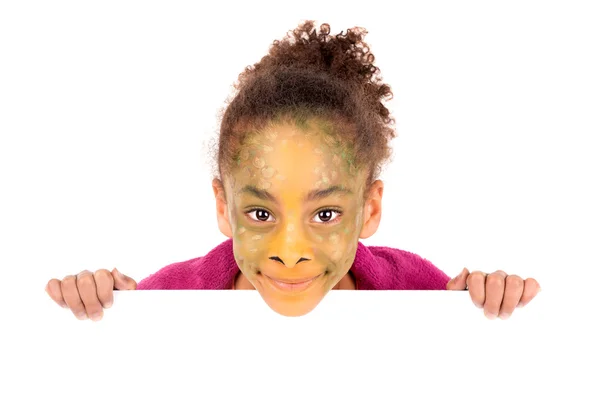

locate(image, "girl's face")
[[219, 120, 379, 316]]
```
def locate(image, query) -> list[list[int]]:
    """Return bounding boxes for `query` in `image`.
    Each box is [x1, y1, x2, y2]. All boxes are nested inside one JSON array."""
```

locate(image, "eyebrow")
[[239, 184, 352, 205]]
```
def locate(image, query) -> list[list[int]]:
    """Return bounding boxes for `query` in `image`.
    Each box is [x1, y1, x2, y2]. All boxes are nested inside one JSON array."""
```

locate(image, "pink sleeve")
[[136, 263, 196, 290], [363, 245, 452, 290]]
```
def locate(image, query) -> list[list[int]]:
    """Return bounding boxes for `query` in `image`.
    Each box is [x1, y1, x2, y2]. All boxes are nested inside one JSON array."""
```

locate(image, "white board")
[[3, 289, 596, 400]]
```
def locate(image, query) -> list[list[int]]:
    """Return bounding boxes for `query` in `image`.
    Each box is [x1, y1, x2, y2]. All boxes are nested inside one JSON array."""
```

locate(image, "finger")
[[483, 270, 508, 319], [94, 269, 115, 308], [46, 279, 67, 308], [446, 268, 469, 290], [498, 275, 524, 319], [518, 278, 541, 308], [76, 270, 104, 321], [466, 271, 487, 308], [111, 268, 137, 291], [61, 275, 87, 320]]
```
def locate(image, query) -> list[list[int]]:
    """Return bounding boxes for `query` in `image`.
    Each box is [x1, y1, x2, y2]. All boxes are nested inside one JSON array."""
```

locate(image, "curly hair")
[[211, 20, 396, 192]]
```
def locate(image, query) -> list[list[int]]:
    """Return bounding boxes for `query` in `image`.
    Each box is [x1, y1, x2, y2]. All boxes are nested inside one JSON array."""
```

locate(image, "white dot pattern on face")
[[261, 166, 275, 178], [331, 170, 338, 181], [332, 154, 341, 166], [314, 147, 323, 156], [252, 234, 262, 240], [253, 157, 265, 169], [257, 179, 271, 190], [286, 236, 293, 243], [313, 180, 327, 190], [250, 248, 258, 253], [263, 145, 273, 153], [315, 235, 324, 243], [332, 250, 341, 260], [240, 148, 250, 161], [329, 233, 340, 244], [237, 227, 246, 235]]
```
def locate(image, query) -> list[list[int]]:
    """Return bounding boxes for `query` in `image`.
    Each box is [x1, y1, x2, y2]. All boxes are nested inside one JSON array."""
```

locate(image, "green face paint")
[[224, 118, 368, 317]]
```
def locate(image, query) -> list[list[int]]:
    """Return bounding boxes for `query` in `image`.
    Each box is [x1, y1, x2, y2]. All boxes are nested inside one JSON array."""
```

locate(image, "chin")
[[263, 295, 323, 317]]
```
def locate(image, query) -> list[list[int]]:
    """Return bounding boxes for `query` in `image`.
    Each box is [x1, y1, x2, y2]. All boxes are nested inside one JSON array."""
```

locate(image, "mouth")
[[264, 273, 324, 293]]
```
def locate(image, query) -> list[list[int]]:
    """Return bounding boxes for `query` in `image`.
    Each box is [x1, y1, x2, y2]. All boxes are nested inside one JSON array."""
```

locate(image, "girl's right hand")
[[45, 268, 137, 321]]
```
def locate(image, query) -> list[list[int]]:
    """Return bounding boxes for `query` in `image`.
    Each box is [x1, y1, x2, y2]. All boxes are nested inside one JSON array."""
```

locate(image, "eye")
[[312, 209, 342, 224], [246, 208, 274, 222]]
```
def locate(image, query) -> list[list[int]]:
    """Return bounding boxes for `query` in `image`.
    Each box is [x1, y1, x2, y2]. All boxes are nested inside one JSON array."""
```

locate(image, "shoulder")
[[136, 239, 238, 290], [354, 242, 451, 290], [136, 257, 205, 290]]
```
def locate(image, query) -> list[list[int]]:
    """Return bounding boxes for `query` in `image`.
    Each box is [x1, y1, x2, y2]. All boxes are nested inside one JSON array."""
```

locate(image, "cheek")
[[312, 227, 354, 266], [328, 232, 340, 245], [233, 226, 267, 275]]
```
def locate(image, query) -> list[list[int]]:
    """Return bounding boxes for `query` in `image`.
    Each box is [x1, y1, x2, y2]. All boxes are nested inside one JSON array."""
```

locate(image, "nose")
[[269, 256, 310, 267], [269, 220, 313, 268]]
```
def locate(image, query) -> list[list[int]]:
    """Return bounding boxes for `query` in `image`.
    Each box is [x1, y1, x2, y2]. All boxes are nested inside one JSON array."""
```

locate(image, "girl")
[[45, 21, 540, 320]]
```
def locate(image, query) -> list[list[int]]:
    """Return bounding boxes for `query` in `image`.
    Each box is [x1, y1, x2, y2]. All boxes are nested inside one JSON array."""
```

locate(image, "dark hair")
[[211, 20, 396, 193]]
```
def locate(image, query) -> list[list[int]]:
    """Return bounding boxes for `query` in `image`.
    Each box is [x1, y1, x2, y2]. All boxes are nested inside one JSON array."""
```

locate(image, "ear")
[[359, 179, 384, 239], [212, 178, 233, 238]]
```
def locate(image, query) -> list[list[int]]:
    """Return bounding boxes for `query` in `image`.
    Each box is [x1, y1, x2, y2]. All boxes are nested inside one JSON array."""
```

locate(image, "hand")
[[446, 268, 541, 320], [45, 268, 137, 321]]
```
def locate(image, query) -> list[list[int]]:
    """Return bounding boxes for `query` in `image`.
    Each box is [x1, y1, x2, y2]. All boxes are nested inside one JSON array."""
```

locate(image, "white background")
[[1, 1, 598, 399]]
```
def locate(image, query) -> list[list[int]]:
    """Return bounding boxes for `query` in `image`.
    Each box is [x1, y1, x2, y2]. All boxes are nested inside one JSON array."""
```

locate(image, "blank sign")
[[3, 289, 594, 400]]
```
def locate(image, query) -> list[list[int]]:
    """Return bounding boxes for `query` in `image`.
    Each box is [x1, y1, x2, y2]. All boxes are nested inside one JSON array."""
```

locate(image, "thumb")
[[111, 268, 137, 290], [446, 267, 469, 290]]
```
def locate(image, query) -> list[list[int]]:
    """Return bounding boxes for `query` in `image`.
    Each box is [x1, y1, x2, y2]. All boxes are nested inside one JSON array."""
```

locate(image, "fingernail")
[[499, 313, 510, 320], [473, 302, 483, 309], [484, 311, 497, 320], [61, 303, 69, 309], [517, 302, 524, 308], [76, 313, 88, 320], [538, 287, 542, 293], [90, 312, 103, 321], [105, 301, 113, 309]]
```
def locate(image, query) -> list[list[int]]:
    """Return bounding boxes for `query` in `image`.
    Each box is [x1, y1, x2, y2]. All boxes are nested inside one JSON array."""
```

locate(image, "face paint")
[[262, 167, 276, 178], [224, 118, 368, 317], [253, 157, 265, 169]]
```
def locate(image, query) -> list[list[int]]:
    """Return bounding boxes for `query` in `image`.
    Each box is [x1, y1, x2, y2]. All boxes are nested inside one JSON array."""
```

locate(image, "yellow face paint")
[[225, 119, 368, 317]]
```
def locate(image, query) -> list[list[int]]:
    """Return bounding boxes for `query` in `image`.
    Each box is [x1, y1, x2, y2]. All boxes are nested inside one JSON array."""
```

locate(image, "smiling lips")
[[265, 273, 323, 292]]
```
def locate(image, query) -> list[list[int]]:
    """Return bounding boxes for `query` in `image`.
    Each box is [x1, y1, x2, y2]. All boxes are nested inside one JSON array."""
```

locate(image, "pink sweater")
[[137, 239, 451, 290]]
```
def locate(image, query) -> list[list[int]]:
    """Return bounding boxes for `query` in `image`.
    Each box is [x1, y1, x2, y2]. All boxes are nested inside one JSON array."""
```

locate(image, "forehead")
[[228, 120, 364, 198]]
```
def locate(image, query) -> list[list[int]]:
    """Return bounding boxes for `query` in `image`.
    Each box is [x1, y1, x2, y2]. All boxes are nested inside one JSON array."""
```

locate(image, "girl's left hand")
[[446, 268, 541, 320]]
